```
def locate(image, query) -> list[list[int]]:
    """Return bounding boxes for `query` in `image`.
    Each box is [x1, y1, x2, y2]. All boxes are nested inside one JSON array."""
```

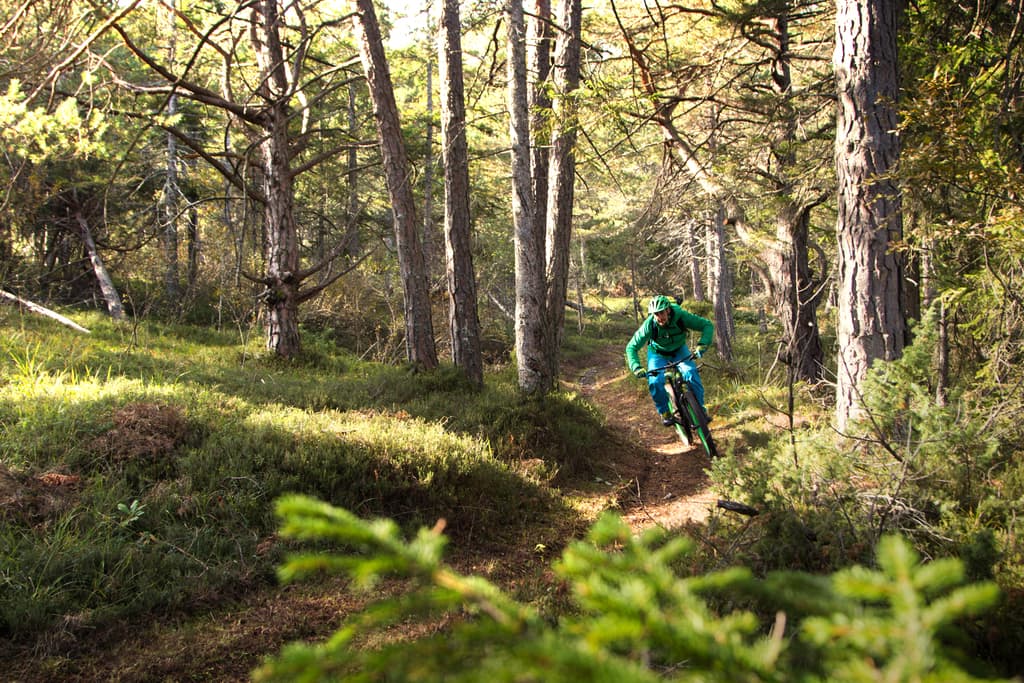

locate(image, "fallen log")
[[0, 290, 91, 334]]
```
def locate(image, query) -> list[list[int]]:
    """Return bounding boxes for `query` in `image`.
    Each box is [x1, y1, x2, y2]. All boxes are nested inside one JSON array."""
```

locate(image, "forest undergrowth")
[[1, 305, 1023, 680]]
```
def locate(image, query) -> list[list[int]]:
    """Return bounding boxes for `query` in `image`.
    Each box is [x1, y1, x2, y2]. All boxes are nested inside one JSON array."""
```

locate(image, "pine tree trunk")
[[763, 6, 825, 382], [904, 212, 922, 328], [187, 205, 198, 287], [440, 0, 483, 386], [161, 0, 181, 305], [354, 0, 438, 369], [762, 207, 825, 381], [710, 206, 734, 361], [508, 0, 547, 394], [252, 0, 302, 358], [686, 218, 705, 301], [261, 103, 302, 358], [543, 0, 582, 385], [423, 51, 436, 284], [834, 0, 906, 430], [528, 0, 552, 266], [162, 97, 181, 304], [345, 84, 361, 257], [575, 236, 586, 332]]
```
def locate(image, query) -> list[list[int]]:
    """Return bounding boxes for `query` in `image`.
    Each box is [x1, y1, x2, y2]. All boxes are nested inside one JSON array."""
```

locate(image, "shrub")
[[255, 496, 1008, 682]]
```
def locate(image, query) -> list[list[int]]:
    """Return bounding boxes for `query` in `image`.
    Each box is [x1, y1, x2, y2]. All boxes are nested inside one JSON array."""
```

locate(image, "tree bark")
[[161, 94, 181, 304], [528, 0, 553, 270], [187, 200, 199, 289], [508, 0, 547, 394], [543, 0, 583, 385], [761, 206, 825, 380], [834, 0, 906, 430], [160, 0, 181, 305], [251, 0, 302, 358], [353, 0, 438, 369], [423, 48, 436, 283], [260, 111, 302, 357], [440, 0, 484, 386], [345, 84, 362, 257], [73, 207, 125, 321], [710, 206, 734, 361]]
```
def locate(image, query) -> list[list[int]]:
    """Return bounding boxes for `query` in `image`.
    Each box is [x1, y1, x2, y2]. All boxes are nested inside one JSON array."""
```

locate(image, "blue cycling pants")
[[647, 346, 705, 415]]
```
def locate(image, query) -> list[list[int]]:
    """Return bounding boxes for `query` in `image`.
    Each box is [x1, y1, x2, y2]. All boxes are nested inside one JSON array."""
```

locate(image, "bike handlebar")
[[644, 355, 698, 377]]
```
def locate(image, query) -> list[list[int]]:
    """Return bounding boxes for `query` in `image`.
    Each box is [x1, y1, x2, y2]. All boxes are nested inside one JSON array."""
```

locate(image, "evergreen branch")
[[261, 499, 1009, 682]]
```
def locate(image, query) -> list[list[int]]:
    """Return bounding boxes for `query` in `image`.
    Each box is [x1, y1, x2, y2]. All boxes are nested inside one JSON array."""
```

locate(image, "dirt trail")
[[569, 346, 719, 531]]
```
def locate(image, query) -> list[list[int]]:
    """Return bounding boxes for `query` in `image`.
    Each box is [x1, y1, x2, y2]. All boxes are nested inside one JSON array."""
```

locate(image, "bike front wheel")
[[681, 389, 718, 459], [665, 380, 693, 446]]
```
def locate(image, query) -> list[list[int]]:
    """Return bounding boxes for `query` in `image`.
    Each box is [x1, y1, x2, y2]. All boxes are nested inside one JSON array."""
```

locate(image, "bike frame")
[[648, 356, 718, 459]]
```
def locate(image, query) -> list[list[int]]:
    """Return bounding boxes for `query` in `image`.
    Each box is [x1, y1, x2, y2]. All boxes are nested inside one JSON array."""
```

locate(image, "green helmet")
[[648, 295, 672, 315]]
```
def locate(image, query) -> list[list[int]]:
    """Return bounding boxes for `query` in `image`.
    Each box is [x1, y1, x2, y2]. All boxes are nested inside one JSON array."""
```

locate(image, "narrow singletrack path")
[[568, 346, 718, 531]]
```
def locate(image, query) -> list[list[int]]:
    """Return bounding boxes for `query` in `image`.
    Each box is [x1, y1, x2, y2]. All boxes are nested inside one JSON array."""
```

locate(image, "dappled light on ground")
[[567, 346, 716, 530]]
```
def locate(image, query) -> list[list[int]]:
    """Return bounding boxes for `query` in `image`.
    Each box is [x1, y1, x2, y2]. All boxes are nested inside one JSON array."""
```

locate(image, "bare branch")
[[297, 248, 376, 304], [28, 0, 144, 101]]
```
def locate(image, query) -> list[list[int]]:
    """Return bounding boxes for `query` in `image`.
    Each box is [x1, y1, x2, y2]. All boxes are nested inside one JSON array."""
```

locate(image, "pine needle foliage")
[[255, 495, 1008, 682]]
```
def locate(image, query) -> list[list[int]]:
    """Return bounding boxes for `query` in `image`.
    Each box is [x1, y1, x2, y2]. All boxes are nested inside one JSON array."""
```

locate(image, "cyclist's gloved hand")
[[634, 368, 647, 379], [693, 348, 704, 359]]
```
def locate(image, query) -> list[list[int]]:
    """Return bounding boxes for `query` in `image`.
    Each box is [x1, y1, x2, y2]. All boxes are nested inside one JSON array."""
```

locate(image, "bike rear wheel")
[[665, 380, 693, 446], [681, 389, 718, 459]]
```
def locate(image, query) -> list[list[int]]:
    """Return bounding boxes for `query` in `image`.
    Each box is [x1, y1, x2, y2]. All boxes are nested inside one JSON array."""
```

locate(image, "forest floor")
[[566, 344, 719, 531], [4, 345, 723, 682]]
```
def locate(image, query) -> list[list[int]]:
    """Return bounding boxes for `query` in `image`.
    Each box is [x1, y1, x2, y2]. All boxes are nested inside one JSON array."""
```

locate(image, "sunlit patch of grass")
[[0, 314, 580, 642]]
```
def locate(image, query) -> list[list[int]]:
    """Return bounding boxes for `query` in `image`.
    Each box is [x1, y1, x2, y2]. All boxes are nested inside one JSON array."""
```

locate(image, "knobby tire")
[[682, 389, 718, 459], [664, 381, 692, 446]]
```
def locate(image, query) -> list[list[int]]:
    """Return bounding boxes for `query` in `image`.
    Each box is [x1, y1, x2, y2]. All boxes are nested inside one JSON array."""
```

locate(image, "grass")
[[9, 298, 1023, 676], [0, 308, 603, 644]]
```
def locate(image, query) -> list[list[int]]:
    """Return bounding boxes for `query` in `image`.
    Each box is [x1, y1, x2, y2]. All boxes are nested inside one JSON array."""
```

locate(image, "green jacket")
[[625, 303, 714, 374]]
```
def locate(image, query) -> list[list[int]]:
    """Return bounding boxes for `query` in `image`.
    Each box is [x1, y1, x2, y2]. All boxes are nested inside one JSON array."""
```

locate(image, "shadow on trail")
[[570, 348, 718, 531]]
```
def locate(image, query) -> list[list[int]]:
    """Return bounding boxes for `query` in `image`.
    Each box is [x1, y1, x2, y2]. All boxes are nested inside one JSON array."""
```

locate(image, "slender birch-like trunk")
[[508, 0, 547, 393]]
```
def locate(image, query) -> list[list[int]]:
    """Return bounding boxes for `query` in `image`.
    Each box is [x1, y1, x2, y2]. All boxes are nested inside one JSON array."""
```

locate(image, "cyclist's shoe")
[[703, 409, 713, 423], [660, 411, 675, 427]]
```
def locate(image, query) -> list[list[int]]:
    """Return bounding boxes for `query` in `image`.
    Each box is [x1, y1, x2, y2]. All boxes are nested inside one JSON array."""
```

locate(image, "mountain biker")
[[626, 295, 714, 427]]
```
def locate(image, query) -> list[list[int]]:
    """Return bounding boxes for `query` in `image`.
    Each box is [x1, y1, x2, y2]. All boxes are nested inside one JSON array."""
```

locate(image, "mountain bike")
[[648, 357, 718, 459]]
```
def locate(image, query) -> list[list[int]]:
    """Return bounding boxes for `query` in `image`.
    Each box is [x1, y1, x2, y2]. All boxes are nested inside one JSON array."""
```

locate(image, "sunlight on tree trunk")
[[440, 0, 483, 386], [508, 0, 547, 394], [74, 207, 125, 321], [261, 104, 302, 358], [528, 0, 552, 271], [543, 0, 583, 385], [834, 0, 906, 431], [354, 0, 438, 369], [160, 0, 181, 306]]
